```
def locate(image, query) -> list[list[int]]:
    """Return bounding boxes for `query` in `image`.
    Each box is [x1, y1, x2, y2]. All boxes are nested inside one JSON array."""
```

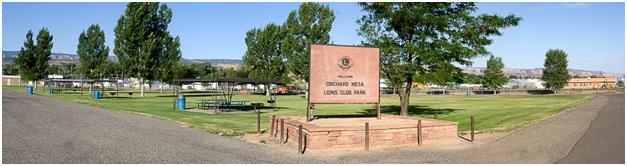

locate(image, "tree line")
[[12, 2, 572, 116], [242, 2, 571, 116]]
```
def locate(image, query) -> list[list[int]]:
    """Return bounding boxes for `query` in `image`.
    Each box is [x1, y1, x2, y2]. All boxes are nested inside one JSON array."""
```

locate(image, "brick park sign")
[[307, 44, 380, 121]]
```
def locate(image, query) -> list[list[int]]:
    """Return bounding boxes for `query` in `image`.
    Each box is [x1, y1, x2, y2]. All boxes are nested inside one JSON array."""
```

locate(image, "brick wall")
[[270, 116, 459, 150]]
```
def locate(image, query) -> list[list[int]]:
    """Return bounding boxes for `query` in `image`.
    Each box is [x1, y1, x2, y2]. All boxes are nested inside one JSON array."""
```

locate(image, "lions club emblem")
[[338, 56, 353, 71]]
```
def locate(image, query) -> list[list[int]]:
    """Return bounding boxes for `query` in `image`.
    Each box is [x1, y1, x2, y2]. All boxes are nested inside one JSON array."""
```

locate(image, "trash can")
[[177, 94, 186, 110], [94, 91, 101, 100], [27, 86, 33, 94]]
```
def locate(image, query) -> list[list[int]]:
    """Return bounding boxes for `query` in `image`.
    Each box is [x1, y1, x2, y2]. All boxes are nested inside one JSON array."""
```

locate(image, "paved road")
[[320, 94, 620, 164], [2, 90, 319, 164], [557, 93, 625, 164], [3, 89, 624, 164]]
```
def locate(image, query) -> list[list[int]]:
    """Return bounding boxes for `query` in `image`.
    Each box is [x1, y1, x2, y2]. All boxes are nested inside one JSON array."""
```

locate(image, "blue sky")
[[2, 2, 625, 73]]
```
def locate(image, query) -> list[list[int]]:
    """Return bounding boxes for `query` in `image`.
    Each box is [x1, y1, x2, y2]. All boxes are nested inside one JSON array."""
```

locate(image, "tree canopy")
[[281, 2, 335, 83], [243, 23, 288, 95], [14, 28, 54, 87], [114, 2, 178, 97], [541, 49, 570, 93], [482, 55, 508, 94], [78, 24, 109, 79], [358, 2, 521, 116]]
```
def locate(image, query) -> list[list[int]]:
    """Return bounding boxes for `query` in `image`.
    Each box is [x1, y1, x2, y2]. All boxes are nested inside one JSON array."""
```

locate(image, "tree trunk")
[[33, 81, 37, 89], [140, 78, 145, 97], [266, 83, 271, 97], [494, 90, 497, 95], [160, 81, 164, 94], [399, 82, 412, 116], [89, 83, 92, 94]]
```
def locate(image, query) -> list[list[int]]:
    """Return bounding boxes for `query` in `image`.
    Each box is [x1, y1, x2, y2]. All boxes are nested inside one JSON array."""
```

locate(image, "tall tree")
[[114, 2, 176, 97], [78, 24, 109, 93], [34, 28, 54, 89], [482, 55, 508, 94], [541, 49, 570, 94], [14, 28, 54, 90], [14, 31, 37, 85], [156, 36, 182, 94], [281, 2, 335, 88], [358, 2, 521, 116], [243, 23, 287, 97]]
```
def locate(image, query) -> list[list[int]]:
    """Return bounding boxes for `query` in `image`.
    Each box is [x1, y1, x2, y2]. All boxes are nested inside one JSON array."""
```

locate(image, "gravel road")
[[2, 90, 320, 164], [3, 89, 622, 163]]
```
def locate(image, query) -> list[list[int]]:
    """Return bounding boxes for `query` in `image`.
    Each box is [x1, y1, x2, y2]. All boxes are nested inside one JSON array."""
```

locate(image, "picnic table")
[[196, 99, 225, 110], [196, 99, 253, 112]]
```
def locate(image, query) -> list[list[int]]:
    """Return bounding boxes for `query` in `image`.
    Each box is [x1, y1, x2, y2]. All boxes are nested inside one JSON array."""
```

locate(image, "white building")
[[504, 79, 544, 89]]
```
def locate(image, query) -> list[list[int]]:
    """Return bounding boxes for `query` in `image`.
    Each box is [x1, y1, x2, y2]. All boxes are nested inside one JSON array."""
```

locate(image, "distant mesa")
[[2, 50, 243, 67], [2, 50, 621, 78], [463, 67, 624, 79]]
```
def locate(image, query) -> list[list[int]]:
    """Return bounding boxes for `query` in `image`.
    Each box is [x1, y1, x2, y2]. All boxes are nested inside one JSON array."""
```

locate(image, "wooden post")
[[280, 119, 285, 143], [471, 116, 475, 142], [298, 124, 303, 154], [365, 122, 370, 151], [274, 118, 279, 138], [417, 120, 422, 145], [433, 113, 437, 119], [376, 103, 381, 120], [256, 108, 261, 134], [270, 115, 275, 138]]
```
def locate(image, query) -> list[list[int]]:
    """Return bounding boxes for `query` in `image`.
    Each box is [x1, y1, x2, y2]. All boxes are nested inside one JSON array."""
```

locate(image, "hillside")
[[3, 50, 622, 78], [2, 51, 241, 65], [462, 67, 624, 78]]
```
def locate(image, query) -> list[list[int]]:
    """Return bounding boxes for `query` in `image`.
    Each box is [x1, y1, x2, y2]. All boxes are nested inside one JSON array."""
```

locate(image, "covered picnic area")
[[172, 78, 280, 113], [45, 78, 121, 97]]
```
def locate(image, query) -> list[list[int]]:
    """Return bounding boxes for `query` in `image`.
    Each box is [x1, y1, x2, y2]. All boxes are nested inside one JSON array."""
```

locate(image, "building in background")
[[504, 79, 545, 89], [564, 77, 617, 89]]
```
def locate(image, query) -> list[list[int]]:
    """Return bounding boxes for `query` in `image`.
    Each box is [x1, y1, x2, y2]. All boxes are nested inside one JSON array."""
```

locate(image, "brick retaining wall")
[[270, 115, 459, 150]]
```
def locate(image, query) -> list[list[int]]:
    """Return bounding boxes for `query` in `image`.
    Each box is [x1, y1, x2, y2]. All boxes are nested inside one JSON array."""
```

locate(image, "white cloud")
[[563, 2, 588, 8], [531, 3, 589, 11]]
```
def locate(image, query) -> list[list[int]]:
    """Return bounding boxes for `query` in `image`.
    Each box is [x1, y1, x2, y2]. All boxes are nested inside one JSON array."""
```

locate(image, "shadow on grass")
[[362, 105, 462, 116], [156, 94, 220, 98]]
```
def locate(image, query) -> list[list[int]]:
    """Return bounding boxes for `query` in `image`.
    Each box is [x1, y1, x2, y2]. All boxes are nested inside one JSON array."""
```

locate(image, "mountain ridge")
[[3, 50, 622, 78]]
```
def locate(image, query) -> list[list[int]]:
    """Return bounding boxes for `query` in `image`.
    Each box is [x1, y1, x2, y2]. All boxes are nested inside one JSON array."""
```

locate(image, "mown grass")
[[4, 86, 592, 136]]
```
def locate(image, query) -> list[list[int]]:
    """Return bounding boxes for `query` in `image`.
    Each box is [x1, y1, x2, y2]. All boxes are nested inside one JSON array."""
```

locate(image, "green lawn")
[[4, 86, 592, 136]]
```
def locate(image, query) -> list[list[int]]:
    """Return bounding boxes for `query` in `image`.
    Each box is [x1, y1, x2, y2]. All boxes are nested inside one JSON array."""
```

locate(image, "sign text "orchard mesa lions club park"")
[[309, 44, 380, 104]]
